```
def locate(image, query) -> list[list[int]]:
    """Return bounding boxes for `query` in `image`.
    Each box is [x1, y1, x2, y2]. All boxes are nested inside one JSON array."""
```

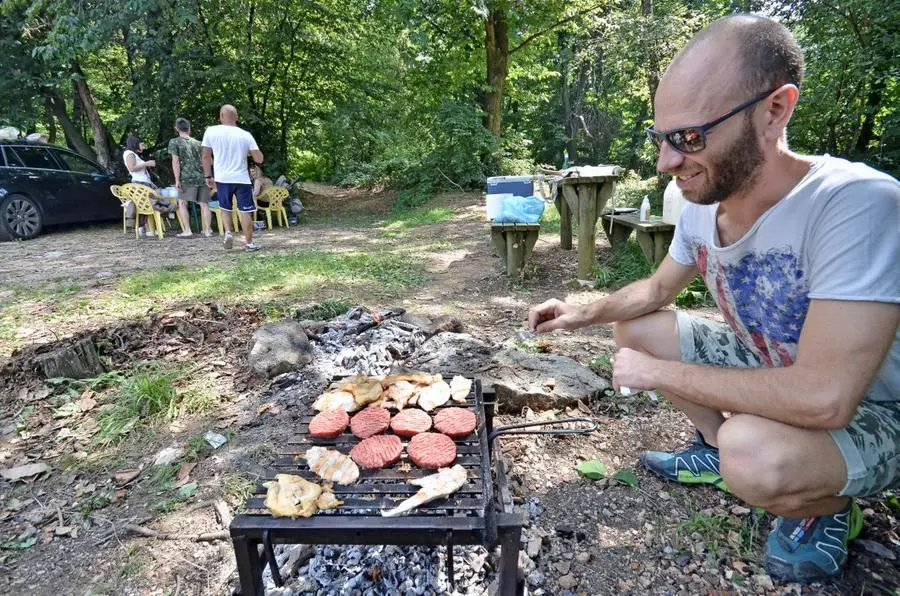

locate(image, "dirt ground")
[[0, 184, 896, 595]]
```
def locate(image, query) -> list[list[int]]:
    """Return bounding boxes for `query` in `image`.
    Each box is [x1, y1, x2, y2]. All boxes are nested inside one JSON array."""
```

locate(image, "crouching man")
[[529, 14, 899, 583]]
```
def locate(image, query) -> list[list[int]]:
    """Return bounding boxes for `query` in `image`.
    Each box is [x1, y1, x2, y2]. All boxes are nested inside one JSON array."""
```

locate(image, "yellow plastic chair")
[[120, 183, 165, 239], [110, 185, 128, 234], [256, 187, 290, 229]]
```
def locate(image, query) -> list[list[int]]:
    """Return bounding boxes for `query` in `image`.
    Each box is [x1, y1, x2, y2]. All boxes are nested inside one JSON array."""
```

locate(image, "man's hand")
[[205, 178, 214, 190], [611, 348, 659, 392], [146, 159, 156, 168], [528, 299, 588, 333], [176, 182, 185, 193]]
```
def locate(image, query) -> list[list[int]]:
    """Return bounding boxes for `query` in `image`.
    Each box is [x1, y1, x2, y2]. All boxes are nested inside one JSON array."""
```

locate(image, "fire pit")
[[229, 379, 595, 595]]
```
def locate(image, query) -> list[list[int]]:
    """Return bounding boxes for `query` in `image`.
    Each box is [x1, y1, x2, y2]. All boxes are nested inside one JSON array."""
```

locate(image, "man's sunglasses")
[[646, 87, 779, 154]]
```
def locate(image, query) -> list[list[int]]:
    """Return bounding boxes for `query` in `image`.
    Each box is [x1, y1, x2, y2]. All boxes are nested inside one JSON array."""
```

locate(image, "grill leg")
[[497, 522, 522, 596], [233, 536, 265, 596]]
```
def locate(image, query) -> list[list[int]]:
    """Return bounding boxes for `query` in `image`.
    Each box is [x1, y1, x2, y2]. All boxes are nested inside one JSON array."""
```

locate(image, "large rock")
[[407, 332, 494, 375], [485, 348, 608, 411], [248, 320, 313, 378]]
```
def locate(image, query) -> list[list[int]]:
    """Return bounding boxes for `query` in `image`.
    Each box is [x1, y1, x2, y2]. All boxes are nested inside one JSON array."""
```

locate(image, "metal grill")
[[230, 380, 523, 595]]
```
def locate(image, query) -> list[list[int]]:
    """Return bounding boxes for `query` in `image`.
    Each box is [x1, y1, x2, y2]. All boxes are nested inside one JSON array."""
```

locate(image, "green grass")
[[95, 362, 184, 445], [308, 298, 352, 320], [596, 240, 655, 288], [119, 250, 426, 303], [675, 508, 764, 561], [377, 206, 455, 238], [539, 203, 561, 234], [221, 473, 256, 509], [184, 434, 213, 461], [676, 274, 715, 307]]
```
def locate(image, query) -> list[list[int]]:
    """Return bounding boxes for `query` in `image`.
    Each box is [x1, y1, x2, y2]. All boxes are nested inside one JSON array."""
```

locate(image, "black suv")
[[0, 140, 127, 241]]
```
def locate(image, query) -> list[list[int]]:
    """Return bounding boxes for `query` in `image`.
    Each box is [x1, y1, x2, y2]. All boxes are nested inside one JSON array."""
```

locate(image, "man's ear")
[[761, 84, 799, 142]]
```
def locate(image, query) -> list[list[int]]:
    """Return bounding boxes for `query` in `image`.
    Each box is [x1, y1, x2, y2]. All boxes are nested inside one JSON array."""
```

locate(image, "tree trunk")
[[71, 64, 113, 168], [45, 103, 57, 144], [482, 6, 509, 136], [44, 92, 96, 160], [642, 0, 660, 116], [854, 75, 885, 154]]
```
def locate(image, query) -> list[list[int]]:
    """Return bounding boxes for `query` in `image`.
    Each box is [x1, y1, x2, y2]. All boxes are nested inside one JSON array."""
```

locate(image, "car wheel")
[[0, 194, 43, 240]]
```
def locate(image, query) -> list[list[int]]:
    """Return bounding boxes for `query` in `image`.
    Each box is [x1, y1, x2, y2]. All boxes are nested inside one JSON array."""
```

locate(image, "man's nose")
[[656, 139, 685, 174]]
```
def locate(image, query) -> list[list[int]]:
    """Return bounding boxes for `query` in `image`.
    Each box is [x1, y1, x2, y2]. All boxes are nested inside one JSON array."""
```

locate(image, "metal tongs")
[[488, 416, 598, 444]]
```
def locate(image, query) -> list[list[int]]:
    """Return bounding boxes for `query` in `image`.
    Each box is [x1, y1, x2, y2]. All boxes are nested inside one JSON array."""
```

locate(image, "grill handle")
[[488, 417, 597, 443]]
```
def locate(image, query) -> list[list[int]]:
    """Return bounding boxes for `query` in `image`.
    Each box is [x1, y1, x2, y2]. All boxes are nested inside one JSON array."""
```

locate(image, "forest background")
[[1, 0, 897, 198]]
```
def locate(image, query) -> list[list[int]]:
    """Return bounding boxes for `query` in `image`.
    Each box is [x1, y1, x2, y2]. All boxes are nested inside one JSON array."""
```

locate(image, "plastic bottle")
[[562, 149, 569, 170], [662, 179, 687, 225], [640, 195, 651, 222]]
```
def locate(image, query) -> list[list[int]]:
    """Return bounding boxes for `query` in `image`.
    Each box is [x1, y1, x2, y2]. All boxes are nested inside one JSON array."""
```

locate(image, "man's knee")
[[719, 415, 800, 509], [612, 312, 680, 361]]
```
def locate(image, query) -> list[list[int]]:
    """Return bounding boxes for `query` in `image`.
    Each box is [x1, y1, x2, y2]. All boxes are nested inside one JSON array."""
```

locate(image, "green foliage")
[[307, 298, 352, 321], [576, 460, 607, 480], [676, 508, 765, 561], [539, 203, 561, 234], [95, 362, 183, 445], [613, 172, 665, 214], [675, 275, 715, 308], [613, 468, 639, 487], [596, 241, 656, 289]]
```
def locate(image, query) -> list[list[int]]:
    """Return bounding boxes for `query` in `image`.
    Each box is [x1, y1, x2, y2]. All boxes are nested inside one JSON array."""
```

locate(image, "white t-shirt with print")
[[200, 124, 259, 185], [669, 156, 900, 402]]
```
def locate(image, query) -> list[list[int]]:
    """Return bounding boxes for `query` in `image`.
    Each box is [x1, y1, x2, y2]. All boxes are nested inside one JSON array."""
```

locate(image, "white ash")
[[264, 544, 494, 596]]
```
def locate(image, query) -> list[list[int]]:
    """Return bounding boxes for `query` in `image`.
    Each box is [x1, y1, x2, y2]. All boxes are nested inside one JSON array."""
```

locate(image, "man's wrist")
[[204, 175, 213, 179]]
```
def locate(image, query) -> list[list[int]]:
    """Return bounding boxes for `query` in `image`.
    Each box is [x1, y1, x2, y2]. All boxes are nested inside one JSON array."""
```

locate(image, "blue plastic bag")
[[494, 195, 545, 223]]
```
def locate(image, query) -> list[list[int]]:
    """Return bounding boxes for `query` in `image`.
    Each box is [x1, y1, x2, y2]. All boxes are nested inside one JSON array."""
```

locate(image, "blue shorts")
[[215, 182, 255, 213]]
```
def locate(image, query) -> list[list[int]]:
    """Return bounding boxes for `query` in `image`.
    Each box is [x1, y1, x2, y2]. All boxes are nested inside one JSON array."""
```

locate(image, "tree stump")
[[35, 338, 104, 379]]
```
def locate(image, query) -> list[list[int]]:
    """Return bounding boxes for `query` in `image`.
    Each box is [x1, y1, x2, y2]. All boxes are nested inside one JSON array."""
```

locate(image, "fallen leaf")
[[576, 460, 606, 480], [110, 489, 128, 504], [177, 482, 198, 499], [113, 468, 141, 486], [76, 395, 97, 412], [613, 468, 638, 487], [1, 463, 49, 481], [257, 402, 280, 415], [53, 402, 82, 418], [5, 498, 32, 512], [54, 526, 73, 536], [55, 427, 77, 441], [175, 462, 196, 487]]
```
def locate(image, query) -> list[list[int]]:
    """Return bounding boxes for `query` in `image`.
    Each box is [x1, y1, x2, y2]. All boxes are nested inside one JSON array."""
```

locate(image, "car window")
[[2, 147, 24, 167], [10, 146, 60, 170], [54, 150, 101, 175]]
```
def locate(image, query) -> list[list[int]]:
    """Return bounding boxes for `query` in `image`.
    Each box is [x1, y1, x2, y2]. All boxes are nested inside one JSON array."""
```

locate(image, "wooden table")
[[490, 223, 540, 278], [556, 168, 622, 279], [601, 212, 676, 265]]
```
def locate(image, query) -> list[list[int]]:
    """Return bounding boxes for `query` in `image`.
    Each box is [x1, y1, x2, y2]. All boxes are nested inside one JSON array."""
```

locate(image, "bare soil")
[[0, 184, 896, 595]]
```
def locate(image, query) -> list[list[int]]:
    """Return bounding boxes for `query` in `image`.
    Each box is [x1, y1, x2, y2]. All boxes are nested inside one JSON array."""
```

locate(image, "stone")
[[855, 539, 896, 560], [526, 537, 542, 559], [408, 332, 494, 375], [575, 551, 591, 564], [554, 560, 572, 575], [752, 574, 775, 591], [558, 574, 578, 589], [527, 569, 546, 587], [486, 348, 609, 411], [675, 554, 691, 566], [398, 312, 433, 330], [730, 505, 751, 516], [248, 320, 313, 378]]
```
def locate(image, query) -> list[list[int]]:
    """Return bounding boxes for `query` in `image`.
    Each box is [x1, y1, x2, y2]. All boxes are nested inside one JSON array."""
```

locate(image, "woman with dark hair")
[[123, 135, 176, 237]]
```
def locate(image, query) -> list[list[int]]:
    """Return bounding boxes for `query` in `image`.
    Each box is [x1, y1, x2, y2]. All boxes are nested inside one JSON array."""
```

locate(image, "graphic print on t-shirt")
[[695, 243, 810, 368]]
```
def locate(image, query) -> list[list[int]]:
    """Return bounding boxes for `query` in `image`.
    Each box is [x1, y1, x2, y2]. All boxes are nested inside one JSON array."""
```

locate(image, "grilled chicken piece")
[[383, 372, 443, 386], [305, 446, 360, 485], [381, 465, 467, 517], [349, 379, 384, 406], [264, 474, 322, 518], [316, 489, 343, 510], [449, 376, 472, 403], [416, 380, 452, 411], [312, 390, 359, 413], [387, 380, 417, 410]]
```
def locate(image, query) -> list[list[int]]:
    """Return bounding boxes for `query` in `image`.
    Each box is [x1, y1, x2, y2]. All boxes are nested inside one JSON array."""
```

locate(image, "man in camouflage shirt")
[[168, 117, 213, 237]]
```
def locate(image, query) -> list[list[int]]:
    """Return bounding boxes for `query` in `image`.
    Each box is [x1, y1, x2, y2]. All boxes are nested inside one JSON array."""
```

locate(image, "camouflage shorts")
[[677, 312, 900, 498]]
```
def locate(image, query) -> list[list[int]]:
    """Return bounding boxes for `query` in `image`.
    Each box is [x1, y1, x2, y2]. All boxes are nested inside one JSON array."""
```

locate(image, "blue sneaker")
[[639, 431, 730, 492], [765, 500, 863, 583]]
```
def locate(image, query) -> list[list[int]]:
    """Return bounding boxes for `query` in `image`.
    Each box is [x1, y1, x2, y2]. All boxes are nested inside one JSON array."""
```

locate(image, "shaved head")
[[665, 15, 803, 103], [219, 104, 238, 124]]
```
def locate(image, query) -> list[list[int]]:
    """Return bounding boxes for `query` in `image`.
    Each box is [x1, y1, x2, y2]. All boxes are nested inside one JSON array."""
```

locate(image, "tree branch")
[[510, 3, 606, 56]]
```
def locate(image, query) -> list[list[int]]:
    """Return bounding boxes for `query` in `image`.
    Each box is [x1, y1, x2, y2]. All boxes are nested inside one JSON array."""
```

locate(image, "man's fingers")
[[535, 318, 564, 334]]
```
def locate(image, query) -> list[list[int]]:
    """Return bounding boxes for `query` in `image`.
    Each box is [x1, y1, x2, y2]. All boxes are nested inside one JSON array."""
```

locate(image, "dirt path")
[[0, 185, 896, 595]]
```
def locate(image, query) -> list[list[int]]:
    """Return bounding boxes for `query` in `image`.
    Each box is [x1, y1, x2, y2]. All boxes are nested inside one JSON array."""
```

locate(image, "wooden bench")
[[490, 223, 540, 278], [600, 212, 675, 265]]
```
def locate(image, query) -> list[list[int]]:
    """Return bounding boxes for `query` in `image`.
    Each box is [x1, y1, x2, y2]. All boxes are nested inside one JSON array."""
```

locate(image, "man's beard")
[[690, 115, 765, 205]]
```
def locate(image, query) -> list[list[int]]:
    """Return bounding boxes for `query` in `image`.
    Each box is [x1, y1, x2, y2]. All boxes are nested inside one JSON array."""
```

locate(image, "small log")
[[35, 338, 104, 380]]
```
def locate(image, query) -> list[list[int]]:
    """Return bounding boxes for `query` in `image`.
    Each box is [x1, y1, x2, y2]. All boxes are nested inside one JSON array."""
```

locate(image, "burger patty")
[[432, 407, 476, 438], [308, 409, 350, 439], [350, 435, 403, 469], [407, 432, 457, 469], [350, 407, 391, 439], [390, 408, 432, 437]]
